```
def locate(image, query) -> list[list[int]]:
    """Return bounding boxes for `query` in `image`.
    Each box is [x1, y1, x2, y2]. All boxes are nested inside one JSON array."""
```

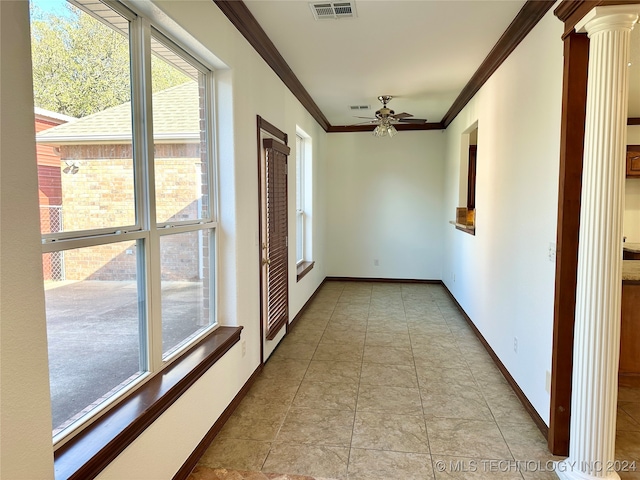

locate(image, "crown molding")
[[441, 0, 556, 128], [555, 0, 598, 23], [555, 0, 640, 37], [213, 0, 331, 132], [327, 122, 445, 133], [215, 0, 556, 133]]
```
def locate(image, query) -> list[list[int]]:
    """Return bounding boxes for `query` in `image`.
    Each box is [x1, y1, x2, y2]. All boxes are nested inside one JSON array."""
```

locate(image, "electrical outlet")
[[241, 340, 246, 357], [548, 243, 556, 263], [374, 259, 379, 266], [546, 370, 551, 393], [513, 337, 518, 354]]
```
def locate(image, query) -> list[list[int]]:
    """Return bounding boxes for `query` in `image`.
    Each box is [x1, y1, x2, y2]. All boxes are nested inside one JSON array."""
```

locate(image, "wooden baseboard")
[[172, 364, 264, 480], [442, 284, 549, 440], [325, 276, 441, 284]]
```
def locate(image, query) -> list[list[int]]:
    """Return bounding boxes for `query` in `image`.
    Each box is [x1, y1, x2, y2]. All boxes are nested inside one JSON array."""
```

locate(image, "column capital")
[[575, 5, 638, 36]]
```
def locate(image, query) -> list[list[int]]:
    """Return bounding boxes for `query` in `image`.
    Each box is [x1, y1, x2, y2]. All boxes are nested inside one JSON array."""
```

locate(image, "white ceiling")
[[244, 0, 527, 126], [243, 0, 640, 126]]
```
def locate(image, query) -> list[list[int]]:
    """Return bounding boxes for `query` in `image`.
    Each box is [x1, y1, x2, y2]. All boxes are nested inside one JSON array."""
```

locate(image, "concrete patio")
[[44, 279, 208, 432]]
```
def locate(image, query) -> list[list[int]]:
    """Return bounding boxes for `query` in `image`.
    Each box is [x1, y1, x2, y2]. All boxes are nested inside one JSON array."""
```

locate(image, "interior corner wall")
[[325, 131, 445, 280], [1, 2, 56, 478], [625, 125, 640, 242], [441, 9, 564, 425]]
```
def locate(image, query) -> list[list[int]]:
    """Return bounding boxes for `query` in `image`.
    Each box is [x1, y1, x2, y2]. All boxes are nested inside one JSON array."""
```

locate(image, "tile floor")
[[617, 384, 640, 479], [190, 281, 640, 480]]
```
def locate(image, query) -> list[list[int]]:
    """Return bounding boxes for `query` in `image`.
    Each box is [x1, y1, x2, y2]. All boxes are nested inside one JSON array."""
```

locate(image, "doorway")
[[257, 116, 290, 363]]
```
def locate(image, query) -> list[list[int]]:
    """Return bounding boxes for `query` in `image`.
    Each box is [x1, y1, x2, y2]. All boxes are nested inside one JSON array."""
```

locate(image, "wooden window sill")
[[54, 326, 243, 480], [450, 220, 476, 236], [296, 261, 315, 282]]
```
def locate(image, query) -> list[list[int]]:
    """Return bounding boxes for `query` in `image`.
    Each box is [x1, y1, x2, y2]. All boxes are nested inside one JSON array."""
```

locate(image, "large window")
[[31, 0, 217, 442], [295, 128, 314, 280]]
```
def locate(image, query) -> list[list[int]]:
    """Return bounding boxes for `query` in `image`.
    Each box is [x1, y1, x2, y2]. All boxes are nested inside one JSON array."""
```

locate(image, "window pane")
[[151, 37, 209, 224], [44, 241, 146, 436], [296, 135, 303, 211], [296, 135, 304, 263], [296, 212, 304, 264], [31, 0, 136, 233], [160, 230, 213, 357]]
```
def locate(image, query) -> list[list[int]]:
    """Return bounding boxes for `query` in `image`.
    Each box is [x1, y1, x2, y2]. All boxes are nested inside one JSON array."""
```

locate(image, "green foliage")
[[30, 3, 190, 118]]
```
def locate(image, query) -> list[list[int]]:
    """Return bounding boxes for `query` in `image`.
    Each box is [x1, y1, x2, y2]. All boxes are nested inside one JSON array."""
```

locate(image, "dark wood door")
[[261, 137, 289, 342]]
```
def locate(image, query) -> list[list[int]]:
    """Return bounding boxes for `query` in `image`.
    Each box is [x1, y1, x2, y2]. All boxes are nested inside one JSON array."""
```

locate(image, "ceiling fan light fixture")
[[372, 123, 387, 137], [372, 118, 396, 138], [358, 95, 426, 136], [387, 123, 398, 137]]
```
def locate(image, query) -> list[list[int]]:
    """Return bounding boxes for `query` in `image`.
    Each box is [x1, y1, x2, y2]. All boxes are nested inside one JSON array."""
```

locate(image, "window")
[[295, 128, 314, 280], [31, 0, 216, 442], [295, 134, 306, 265], [454, 123, 477, 235]]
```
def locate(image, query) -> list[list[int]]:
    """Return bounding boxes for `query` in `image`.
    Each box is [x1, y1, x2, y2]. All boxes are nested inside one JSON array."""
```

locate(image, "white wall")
[[326, 131, 445, 279], [0, 0, 327, 478], [0, 3, 55, 478], [625, 125, 640, 242], [441, 9, 564, 425], [106, 0, 329, 475]]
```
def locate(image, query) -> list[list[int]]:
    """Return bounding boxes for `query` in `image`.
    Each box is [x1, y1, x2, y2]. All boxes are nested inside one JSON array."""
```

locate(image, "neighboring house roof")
[[37, 81, 200, 144], [34, 107, 76, 124]]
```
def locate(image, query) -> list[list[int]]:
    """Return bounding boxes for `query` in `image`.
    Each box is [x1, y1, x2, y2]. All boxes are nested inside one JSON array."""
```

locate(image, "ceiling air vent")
[[349, 105, 370, 111], [310, 1, 356, 20]]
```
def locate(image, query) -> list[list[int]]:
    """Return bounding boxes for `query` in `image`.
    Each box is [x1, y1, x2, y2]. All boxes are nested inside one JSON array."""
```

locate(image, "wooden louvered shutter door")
[[263, 138, 289, 340]]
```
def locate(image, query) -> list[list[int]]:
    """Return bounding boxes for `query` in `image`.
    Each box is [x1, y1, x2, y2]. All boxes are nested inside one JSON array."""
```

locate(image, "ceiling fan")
[[354, 95, 428, 137]]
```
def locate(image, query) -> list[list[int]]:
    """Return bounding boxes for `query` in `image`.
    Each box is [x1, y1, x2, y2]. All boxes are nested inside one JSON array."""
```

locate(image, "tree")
[[30, 2, 190, 118]]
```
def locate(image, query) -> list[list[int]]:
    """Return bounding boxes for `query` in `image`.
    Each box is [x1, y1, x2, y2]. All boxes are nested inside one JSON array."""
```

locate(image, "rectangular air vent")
[[310, 1, 356, 20], [349, 105, 370, 110]]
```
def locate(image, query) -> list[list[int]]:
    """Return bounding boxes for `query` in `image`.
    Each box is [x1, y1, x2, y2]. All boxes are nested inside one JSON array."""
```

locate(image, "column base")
[[555, 459, 621, 480]]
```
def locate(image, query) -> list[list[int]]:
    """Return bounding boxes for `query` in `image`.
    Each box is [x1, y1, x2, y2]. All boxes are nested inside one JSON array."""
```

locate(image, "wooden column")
[[549, 30, 590, 456]]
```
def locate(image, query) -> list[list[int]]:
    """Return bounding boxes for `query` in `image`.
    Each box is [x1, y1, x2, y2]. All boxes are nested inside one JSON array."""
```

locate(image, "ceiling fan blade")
[[351, 121, 377, 125], [392, 112, 413, 119], [397, 118, 428, 124], [354, 116, 377, 120]]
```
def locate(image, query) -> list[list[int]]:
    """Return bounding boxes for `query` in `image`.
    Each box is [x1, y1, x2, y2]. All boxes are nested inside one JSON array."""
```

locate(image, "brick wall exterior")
[[60, 156, 136, 232], [59, 143, 207, 282]]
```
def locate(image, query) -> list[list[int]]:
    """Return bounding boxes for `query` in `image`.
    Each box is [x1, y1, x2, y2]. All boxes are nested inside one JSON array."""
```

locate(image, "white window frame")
[[37, 0, 219, 444], [295, 127, 312, 267]]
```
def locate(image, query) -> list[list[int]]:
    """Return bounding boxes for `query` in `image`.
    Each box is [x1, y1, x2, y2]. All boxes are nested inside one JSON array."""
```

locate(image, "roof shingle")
[[37, 81, 199, 143]]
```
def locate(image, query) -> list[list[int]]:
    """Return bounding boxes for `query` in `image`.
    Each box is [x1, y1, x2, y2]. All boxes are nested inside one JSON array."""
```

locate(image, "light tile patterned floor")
[[190, 281, 640, 480]]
